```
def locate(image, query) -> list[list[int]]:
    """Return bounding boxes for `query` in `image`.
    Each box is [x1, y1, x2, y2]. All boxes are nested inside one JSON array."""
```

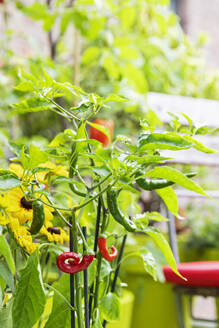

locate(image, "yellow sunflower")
[[9, 161, 68, 184], [39, 161, 69, 179], [5, 188, 53, 225], [40, 222, 69, 244], [8, 217, 40, 254], [9, 163, 24, 178], [0, 194, 10, 225], [0, 212, 10, 225]]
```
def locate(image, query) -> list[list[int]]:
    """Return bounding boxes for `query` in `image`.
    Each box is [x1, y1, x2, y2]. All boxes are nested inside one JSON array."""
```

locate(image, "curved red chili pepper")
[[56, 252, 94, 274], [98, 237, 118, 262]]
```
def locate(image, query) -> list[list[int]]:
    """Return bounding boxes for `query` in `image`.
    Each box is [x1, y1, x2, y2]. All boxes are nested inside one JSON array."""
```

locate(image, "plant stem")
[[93, 198, 102, 253], [89, 198, 101, 320], [77, 222, 89, 252], [93, 202, 108, 311], [39, 198, 72, 213], [82, 227, 89, 328], [102, 235, 127, 328], [69, 216, 75, 328], [93, 253, 102, 310], [46, 0, 57, 60], [111, 235, 127, 292], [90, 173, 112, 191], [44, 283, 75, 311], [48, 97, 80, 121], [73, 180, 117, 212], [43, 253, 53, 284], [73, 28, 81, 86], [72, 212, 84, 328], [45, 195, 72, 227]]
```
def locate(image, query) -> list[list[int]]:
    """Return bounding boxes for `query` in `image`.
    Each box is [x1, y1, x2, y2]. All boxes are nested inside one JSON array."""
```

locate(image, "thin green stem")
[[38, 197, 72, 212], [43, 253, 53, 284], [90, 173, 112, 191], [41, 246, 49, 277], [44, 195, 72, 227], [72, 212, 84, 328], [93, 204, 108, 311], [93, 253, 102, 310], [44, 283, 76, 310], [76, 170, 87, 185], [49, 98, 80, 121], [73, 179, 118, 212], [77, 223, 89, 252]]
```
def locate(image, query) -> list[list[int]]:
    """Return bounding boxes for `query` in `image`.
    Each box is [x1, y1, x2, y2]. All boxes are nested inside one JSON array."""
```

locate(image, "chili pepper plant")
[[0, 70, 216, 328]]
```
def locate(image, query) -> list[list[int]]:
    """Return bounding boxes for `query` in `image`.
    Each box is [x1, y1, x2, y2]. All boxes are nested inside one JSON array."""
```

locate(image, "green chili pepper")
[[69, 142, 86, 197], [107, 190, 136, 232], [136, 171, 197, 191], [29, 200, 45, 235]]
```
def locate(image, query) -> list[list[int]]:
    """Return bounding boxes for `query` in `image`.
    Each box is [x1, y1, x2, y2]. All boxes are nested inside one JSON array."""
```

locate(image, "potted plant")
[[0, 70, 215, 328]]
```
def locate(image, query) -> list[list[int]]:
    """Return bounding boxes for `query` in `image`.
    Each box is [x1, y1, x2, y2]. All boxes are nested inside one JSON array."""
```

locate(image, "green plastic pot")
[[108, 289, 134, 328], [121, 234, 192, 328]]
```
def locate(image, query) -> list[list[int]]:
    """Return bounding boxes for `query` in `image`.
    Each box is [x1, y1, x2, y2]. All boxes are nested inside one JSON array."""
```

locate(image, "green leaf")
[[100, 292, 120, 322], [18, 2, 48, 20], [144, 109, 163, 130], [136, 212, 168, 223], [146, 166, 208, 196], [0, 235, 15, 275], [195, 126, 217, 135], [52, 176, 86, 191], [100, 259, 112, 279], [12, 252, 46, 328], [0, 170, 22, 191], [102, 55, 120, 80], [156, 186, 178, 216], [88, 258, 97, 287], [29, 145, 48, 168], [183, 135, 217, 153], [0, 262, 14, 291], [123, 63, 148, 94], [120, 6, 136, 29], [93, 308, 103, 328], [139, 249, 158, 281], [138, 132, 192, 151], [91, 167, 111, 177], [181, 113, 193, 128], [20, 147, 30, 171], [9, 97, 52, 117], [44, 274, 70, 328], [14, 81, 35, 92], [82, 46, 100, 64], [125, 154, 169, 164], [140, 226, 183, 279], [43, 14, 57, 31], [104, 94, 128, 103], [0, 300, 13, 328]]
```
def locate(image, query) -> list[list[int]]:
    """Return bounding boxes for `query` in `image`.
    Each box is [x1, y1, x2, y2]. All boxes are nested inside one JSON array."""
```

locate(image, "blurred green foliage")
[[184, 201, 219, 251], [1, 0, 219, 139]]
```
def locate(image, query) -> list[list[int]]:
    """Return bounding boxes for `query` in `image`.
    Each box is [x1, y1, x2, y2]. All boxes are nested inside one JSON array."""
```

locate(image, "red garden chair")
[[163, 191, 219, 328]]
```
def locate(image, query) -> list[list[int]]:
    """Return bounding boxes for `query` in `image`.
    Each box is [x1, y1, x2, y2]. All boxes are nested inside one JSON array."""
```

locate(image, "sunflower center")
[[20, 197, 33, 210], [47, 227, 61, 235]]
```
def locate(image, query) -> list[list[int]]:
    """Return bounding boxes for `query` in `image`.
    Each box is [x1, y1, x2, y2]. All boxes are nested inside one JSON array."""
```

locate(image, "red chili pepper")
[[56, 252, 94, 274], [90, 119, 114, 147], [98, 237, 118, 262]]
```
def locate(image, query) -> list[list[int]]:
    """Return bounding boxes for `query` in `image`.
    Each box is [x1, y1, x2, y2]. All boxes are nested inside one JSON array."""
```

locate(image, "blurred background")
[[1, 1, 219, 327]]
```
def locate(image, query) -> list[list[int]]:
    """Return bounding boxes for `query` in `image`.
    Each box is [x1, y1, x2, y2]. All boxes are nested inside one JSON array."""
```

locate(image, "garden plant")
[[1, 0, 219, 143], [0, 69, 216, 328]]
